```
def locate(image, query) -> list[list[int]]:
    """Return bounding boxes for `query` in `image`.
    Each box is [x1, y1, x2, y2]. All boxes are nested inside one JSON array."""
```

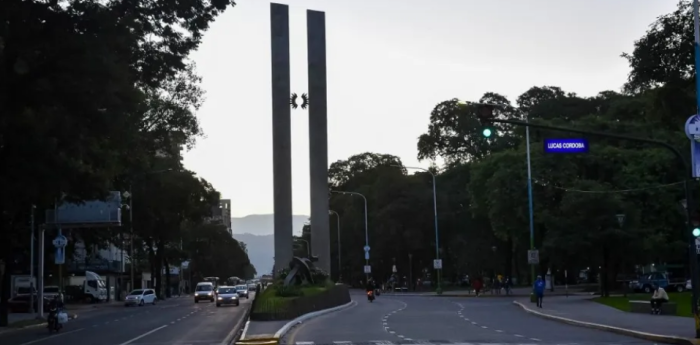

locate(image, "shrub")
[[275, 285, 304, 297], [311, 268, 329, 285]]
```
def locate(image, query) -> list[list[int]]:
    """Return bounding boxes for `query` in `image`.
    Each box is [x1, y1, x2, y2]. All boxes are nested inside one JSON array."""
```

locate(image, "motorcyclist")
[[48, 295, 64, 326], [365, 278, 375, 292]]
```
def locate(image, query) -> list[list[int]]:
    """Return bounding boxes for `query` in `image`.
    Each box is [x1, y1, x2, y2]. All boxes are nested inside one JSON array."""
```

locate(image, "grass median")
[[593, 292, 691, 317], [252, 285, 329, 314]]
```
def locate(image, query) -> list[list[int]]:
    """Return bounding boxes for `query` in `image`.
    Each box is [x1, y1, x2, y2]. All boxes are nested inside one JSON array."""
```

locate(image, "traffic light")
[[477, 104, 496, 138], [693, 227, 700, 237]]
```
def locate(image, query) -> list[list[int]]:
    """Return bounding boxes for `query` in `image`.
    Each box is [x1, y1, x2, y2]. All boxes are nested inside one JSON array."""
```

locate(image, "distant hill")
[[231, 214, 308, 236], [231, 214, 308, 275]]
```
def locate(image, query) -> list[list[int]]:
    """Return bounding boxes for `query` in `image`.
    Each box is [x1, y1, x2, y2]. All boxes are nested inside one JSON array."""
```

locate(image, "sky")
[[183, 0, 678, 217]]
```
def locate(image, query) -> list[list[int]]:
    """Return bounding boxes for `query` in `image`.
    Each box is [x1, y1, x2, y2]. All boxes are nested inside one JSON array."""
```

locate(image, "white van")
[[194, 282, 215, 303]]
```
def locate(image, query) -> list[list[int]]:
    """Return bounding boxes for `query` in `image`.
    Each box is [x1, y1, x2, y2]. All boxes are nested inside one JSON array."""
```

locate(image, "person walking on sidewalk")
[[650, 284, 669, 315], [533, 275, 545, 308]]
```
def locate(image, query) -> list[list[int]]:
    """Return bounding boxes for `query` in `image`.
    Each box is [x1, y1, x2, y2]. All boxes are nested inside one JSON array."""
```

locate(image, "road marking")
[[117, 325, 168, 345], [481, 326, 488, 329], [530, 339, 541, 342], [514, 334, 524, 337], [333, 342, 353, 344], [495, 330, 503, 333], [17, 328, 85, 345]]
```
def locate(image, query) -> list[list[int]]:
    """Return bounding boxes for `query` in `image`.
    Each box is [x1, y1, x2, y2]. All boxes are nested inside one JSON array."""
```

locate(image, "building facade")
[[209, 199, 232, 236]]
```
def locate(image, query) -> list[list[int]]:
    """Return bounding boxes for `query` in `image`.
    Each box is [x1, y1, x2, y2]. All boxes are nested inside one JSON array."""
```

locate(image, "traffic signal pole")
[[481, 117, 700, 338]]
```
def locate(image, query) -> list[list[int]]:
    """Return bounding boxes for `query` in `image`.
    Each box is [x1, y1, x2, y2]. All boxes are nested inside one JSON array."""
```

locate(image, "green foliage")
[[328, 2, 696, 296], [275, 285, 304, 297], [0, 0, 239, 326]]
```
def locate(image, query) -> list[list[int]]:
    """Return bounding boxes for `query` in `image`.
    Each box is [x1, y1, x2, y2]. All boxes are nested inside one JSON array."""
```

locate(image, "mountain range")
[[231, 214, 308, 275]]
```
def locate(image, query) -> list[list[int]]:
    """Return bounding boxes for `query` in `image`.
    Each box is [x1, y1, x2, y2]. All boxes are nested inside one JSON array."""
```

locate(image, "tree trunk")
[[164, 257, 171, 298], [602, 245, 610, 297], [155, 239, 165, 299]]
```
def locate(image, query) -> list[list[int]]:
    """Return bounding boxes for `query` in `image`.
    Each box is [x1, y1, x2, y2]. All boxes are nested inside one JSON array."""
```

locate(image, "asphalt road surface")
[[0, 293, 253, 345], [281, 292, 657, 345]]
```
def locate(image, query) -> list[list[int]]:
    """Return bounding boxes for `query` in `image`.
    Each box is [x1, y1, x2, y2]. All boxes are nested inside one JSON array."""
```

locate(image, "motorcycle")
[[367, 290, 375, 302], [47, 308, 63, 333]]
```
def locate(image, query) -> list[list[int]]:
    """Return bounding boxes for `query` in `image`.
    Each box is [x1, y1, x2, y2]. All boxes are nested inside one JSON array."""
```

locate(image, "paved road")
[[0, 293, 252, 345], [281, 293, 657, 345]]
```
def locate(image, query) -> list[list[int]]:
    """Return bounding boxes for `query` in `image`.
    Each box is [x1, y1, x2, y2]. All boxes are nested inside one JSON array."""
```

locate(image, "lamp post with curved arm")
[[331, 190, 369, 279], [329, 210, 341, 281], [395, 165, 442, 294]]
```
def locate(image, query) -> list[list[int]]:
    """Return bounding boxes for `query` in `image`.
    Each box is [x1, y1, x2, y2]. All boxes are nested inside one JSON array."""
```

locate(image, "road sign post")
[[616, 214, 626, 228], [527, 250, 539, 265], [364, 265, 371, 274], [433, 259, 442, 270]]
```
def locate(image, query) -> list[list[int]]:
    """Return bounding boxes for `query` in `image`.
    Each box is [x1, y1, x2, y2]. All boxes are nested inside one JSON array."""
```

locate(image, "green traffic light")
[[483, 128, 492, 137], [693, 228, 700, 237]]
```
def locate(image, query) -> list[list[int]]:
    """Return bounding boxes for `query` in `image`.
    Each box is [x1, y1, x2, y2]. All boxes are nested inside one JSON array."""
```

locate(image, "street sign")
[[53, 234, 67, 265], [364, 252, 370, 260], [392, 265, 397, 273], [364, 265, 371, 274], [527, 250, 539, 264], [695, 238, 700, 255], [433, 259, 442, 269], [616, 214, 626, 227], [543, 138, 589, 154], [685, 115, 700, 177], [363, 245, 370, 252]]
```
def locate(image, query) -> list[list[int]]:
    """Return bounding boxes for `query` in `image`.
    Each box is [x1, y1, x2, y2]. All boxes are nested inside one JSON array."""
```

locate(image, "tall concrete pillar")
[[271, 3, 293, 273], [307, 10, 331, 273]]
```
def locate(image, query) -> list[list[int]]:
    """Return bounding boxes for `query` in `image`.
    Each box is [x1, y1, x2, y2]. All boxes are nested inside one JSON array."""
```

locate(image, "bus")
[[202, 277, 220, 288]]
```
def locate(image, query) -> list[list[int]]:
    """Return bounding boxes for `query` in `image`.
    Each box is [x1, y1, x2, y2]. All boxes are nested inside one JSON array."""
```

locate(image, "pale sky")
[[183, 0, 677, 217]]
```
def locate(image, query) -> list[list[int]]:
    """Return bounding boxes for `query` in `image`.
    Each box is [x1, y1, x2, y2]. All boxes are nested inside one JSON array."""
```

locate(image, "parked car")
[[124, 289, 157, 307], [8, 295, 51, 313]]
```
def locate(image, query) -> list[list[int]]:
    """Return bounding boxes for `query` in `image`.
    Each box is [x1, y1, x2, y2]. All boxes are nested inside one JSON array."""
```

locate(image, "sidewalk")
[[513, 295, 697, 344], [377, 286, 589, 297]]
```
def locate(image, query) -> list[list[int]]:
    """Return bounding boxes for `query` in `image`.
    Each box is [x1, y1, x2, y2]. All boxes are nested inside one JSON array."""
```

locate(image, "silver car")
[[235, 285, 249, 299], [216, 286, 240, 307]]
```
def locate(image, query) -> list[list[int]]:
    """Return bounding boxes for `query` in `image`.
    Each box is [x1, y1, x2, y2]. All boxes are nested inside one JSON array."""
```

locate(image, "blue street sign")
[[365, 252, 370, 260], [53, 232, 67, 265], [55, 247, 65, 265], [685, 115, 700, 178], [363, 245, 370, 252], [543, 138, 589, 154]]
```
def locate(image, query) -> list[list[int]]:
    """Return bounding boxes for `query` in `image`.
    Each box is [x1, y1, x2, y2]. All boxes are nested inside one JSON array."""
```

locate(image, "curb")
[[237, 299, 355, 345], [274, 299, 355, 339], [223, 304, 253, 345], [512, 301, 698, 345], [0, 314, 79, 335]]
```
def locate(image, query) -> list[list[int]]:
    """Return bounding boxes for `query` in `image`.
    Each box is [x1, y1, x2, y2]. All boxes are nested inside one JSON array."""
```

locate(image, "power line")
[[533, 180, 684, 194]]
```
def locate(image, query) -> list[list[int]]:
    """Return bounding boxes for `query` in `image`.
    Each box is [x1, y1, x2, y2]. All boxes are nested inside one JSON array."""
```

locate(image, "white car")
[[235, 285, 249, 299], [687, 279, 692, 290], [124, 289, 157, 306]]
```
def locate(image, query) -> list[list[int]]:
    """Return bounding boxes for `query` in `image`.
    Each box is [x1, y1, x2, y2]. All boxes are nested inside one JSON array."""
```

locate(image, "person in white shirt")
[[650, 285, 669, 315]]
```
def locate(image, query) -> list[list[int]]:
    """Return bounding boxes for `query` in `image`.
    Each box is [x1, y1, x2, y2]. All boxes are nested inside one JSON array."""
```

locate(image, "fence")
[[250, 284, 350, 321]]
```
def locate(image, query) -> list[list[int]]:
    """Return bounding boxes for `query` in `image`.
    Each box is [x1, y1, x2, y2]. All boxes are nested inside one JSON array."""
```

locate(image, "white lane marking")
[[333, 342, 353, 344], [495, 330, 503, 333], [481, 326, 488, 328], [514, 334, 524, 337], [296, 342, 314, 345], [17, 328, 85, 345], [117, 325, 168, 345], [530, 338, 542, 341]]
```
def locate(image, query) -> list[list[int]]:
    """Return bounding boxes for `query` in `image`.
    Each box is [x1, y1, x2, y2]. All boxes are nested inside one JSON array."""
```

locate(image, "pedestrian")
[[650, 284, 669, 314], [533, 275, 545, 308], [504, 276, 512, 295], [473, 277, 483, 296]]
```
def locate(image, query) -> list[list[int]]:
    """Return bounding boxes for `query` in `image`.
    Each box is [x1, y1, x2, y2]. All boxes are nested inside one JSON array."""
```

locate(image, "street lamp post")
[[396, 165, 442, 294], [331, 191, 369, 279], [329, 210, 341, 281]]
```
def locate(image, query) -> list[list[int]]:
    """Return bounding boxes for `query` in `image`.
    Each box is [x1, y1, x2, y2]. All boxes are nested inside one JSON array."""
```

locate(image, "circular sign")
[[53, 235, 68, 248], [684, 114, 700, 140], [363, 245, 370, 252]]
